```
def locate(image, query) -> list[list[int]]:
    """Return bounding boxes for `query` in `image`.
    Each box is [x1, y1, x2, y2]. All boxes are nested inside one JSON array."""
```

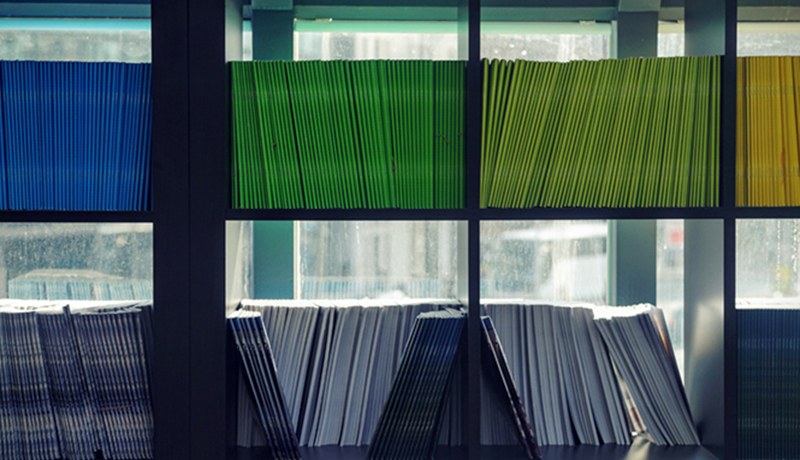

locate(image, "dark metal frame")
[[21, 0, 751, 458]]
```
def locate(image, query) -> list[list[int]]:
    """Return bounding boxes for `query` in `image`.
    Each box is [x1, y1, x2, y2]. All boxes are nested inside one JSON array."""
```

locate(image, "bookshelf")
[[215, 2, 738, 460], [0, 0, 780, 460], [219, 4, 731, 460]]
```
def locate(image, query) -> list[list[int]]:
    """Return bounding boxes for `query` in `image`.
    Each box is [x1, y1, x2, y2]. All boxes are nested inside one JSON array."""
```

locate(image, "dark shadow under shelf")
[[231, 437, 720, 460], [0, 210, 153, 223]]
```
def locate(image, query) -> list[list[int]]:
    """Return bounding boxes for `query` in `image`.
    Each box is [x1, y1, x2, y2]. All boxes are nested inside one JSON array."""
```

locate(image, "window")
[[0, 18, 151, 62], [658, 21, 800, 57], [0, 223, 152, 300], [481, 221, 609, 303], [297, 221, 458, 300]]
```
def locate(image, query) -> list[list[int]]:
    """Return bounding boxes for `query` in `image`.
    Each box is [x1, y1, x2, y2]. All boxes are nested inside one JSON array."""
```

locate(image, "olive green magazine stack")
[[481, 56, 720, 208]]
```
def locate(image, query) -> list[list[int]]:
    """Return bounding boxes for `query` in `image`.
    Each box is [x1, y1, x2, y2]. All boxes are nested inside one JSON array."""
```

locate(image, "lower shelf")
[[231, 437, 721, 460]]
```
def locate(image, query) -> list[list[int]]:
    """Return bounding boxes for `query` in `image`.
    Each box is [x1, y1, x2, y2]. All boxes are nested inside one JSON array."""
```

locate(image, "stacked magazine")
[[482, 301, 697, 446], [0, 61, 152, 211], [237, 299, 462, 448], [239, 299, 695, 452], [737, 298, 800, 460], [593, 304, 699, 446], [367, 309, 465, 460], [0, 300, 153, 460], [480, 316, 541, 458], [230, 60, 465, 209], [481, 56, 720, 208], [737, 56, 800, 206], [228, 310, 300, 460]]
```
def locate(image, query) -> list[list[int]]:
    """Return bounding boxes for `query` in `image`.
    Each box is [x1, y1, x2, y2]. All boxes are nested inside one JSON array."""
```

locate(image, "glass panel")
[[295, 31, 458, 60], [658, 22, 684, 57], [480, 22, 611, 61], [658, 22, 800, 57], [657, 220, 684, 378], [297, 221, 458, 300], [481, 220, 608, 303], [737, 219, 800, 298], [481, 31, 610, 61], [0, 19, 151, 62], [0, 223, 152, 300], [737, 23, 800, 57]]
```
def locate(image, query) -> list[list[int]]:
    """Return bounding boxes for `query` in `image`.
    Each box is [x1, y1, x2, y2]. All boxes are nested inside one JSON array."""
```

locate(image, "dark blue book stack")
[[0, 61, 151, 211], [229, 310, 301, 460], [0, 306, 60, 460], [37, 306, 108, 460], [367, 309, 465, 460], [0, 301, 154, 460], [738, 300, 800, 460], [71, 303, 154, 459], [480, 316, 541, 459]]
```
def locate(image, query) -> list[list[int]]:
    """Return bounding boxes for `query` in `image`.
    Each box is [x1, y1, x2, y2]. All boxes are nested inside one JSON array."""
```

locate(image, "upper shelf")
[[227, 207, 734, 221]]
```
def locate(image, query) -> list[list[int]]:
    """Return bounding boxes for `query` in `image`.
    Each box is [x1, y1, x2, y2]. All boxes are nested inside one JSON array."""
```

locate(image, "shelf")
[[488, 438, 721, 460], [230, 437, 720, 460], [227, 208, 473, 221], [229, 206, 800, 221], [0, 210, 153, 223], [732, 206, 800, 219], [477, 207, 728, 221], [122, 0, 788, 459], [228, 207, 730, 222]]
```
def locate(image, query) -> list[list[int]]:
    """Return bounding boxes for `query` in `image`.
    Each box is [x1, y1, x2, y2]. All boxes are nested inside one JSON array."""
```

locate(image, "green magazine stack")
[[231, 60, 465, 209], [481, 56, 720, 208]]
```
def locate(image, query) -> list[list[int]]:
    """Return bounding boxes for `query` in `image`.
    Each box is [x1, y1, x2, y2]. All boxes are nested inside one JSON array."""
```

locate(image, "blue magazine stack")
[[738, 299, 800, 460], [0, 300, 154, 460], [0, 61, 152, 211]]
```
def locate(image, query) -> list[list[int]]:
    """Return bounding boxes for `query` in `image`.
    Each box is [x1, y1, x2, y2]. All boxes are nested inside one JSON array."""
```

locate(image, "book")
[[0, 300, 154, 460], [230, 60, 465, 209], [480, 57, 720, 208], [228, 310, 300, 460], [367, 309, 465, 460], [0, 61, 151, 211], [481, 315, 542, 459]]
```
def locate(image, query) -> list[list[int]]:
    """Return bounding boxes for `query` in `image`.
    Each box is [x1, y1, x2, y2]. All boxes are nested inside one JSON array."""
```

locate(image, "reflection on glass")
[[657, 220, 684, 378], [296, 32, 458, 60], [294, 25, 610, 61], [298, 221, 457, 299], [481, 221, 608, 303], [658, 22, 800, 58], [738, 23, 800, 57], [481, 33, 609, 61], [0, 223, 152, 300], [737, 219, 800, 298], [0, 20, 151, 62]]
